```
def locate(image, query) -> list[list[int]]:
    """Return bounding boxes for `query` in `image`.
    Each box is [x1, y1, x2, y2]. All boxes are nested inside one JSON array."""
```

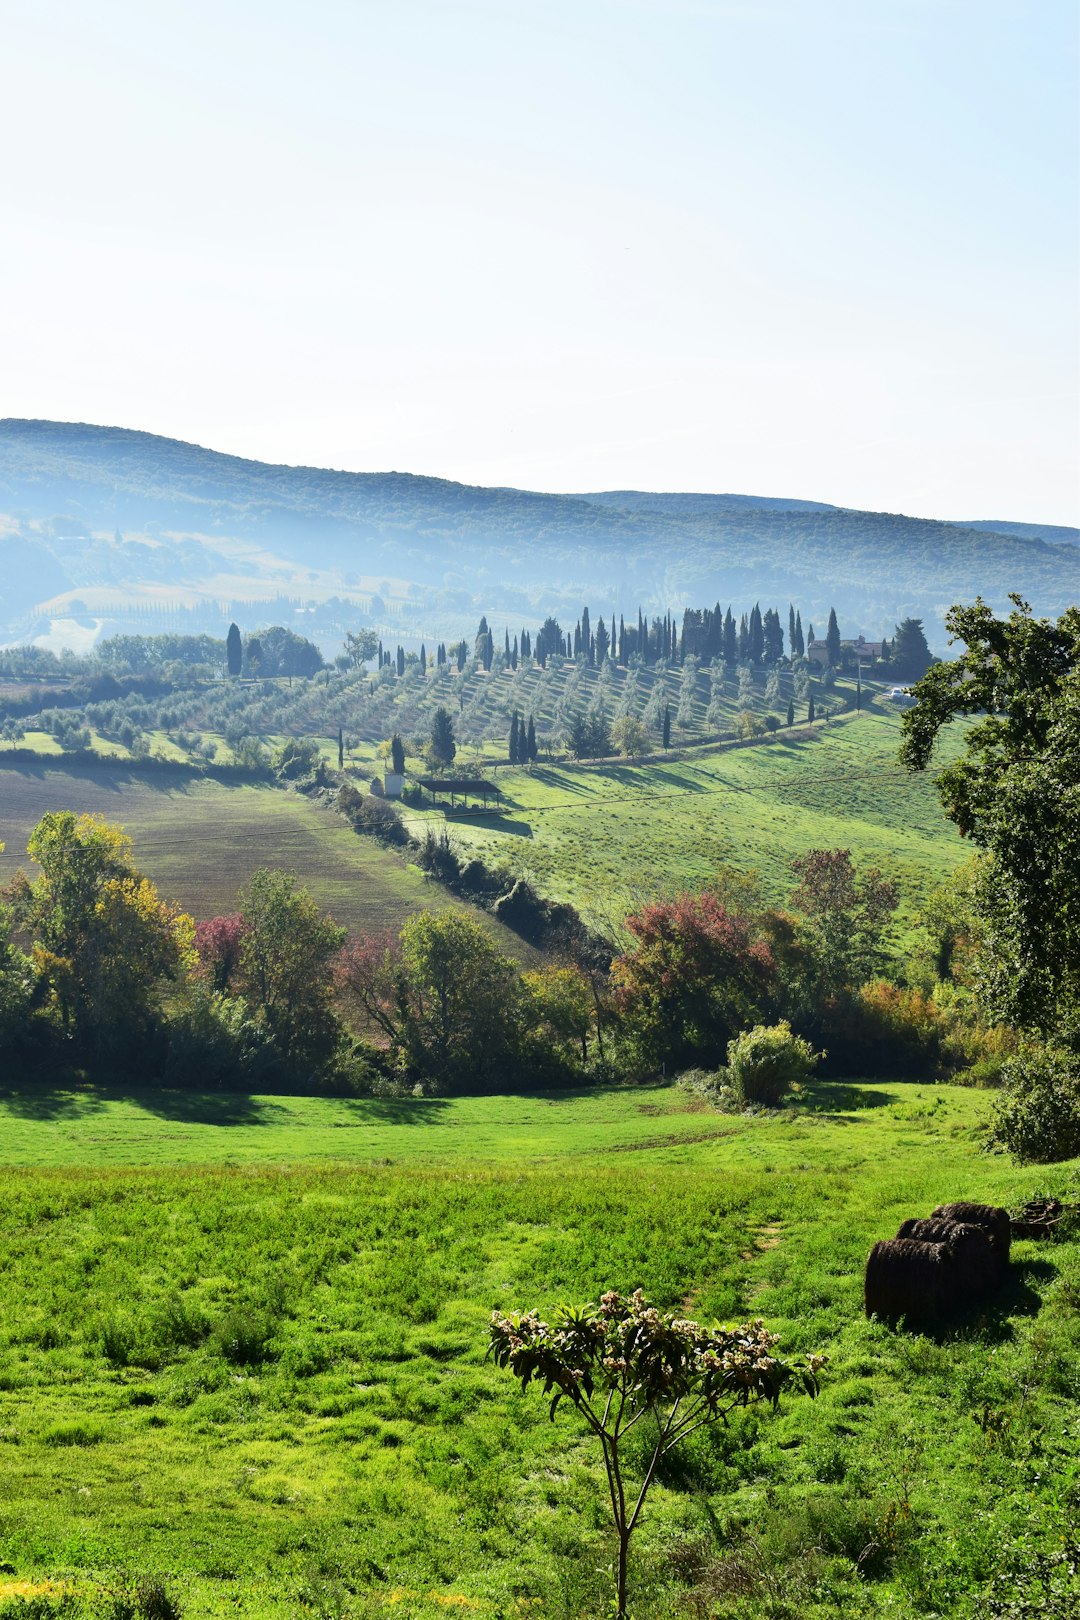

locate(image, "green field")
[[0, 1082, 1077, 1619], [400, 708, 968, 935], [0, 765, 529, 954]]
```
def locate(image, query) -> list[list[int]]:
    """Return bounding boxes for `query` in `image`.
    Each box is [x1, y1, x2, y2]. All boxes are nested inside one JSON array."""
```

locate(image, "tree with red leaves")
[[194, 914, 248, 993], [611, 891, 775, 1071]]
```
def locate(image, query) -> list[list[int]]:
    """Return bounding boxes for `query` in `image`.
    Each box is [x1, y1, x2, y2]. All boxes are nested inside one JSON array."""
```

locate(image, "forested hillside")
[[1, 418, 1075, 657]]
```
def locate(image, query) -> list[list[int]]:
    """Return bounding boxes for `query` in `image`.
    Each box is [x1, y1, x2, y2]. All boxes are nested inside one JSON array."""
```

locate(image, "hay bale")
[[864, 1238, 954, 1325], [896, 1218, 997, 1299], [931, 1202, 1011, 1270]]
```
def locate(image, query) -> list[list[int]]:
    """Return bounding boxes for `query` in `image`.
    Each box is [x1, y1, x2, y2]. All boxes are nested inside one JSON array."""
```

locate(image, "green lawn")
[[0, 1081, 1077, 1619], [400, 708, 968, 935]]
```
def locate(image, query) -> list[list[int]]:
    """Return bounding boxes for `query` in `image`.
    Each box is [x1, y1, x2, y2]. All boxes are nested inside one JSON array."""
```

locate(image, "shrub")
[[726, 1020, 822, 1107], [163, 989, 279, 1089], [989, 1046, 1080, 1164]]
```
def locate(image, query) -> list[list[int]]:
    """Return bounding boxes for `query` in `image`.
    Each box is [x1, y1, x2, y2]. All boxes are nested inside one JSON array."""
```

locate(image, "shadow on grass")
[[0, 1083, 109, 1122], [929, 1259, 1056, 1346], [800, 1082, 897, 1115]]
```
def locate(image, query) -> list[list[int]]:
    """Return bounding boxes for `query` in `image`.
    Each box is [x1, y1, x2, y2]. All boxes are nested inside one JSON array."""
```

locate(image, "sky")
[[3, 0, 1077, 522]]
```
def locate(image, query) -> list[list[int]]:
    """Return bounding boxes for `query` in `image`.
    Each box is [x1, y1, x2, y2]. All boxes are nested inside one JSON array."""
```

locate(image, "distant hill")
[[960, 518, 1080, 549], [0, 418, 1075, 655]]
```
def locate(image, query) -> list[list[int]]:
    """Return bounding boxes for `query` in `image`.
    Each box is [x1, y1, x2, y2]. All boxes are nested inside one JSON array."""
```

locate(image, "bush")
[[989, 1046, 1080, 1164], [726, 1021, 822, 1107], [163, 989, 279, 1089], [337, 785, 409, 845]]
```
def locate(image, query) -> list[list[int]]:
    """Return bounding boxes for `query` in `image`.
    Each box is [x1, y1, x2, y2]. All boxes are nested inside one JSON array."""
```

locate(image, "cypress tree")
[[826, 608, 841, 668], [338, 727, 344, 769], [749, 603, 764, 664], [396, 645, 405, 677], [391, 734, 406, 775], [509, 712, 520, 764], [581, 605, 592, 665], [505, 628, 511, 659], [808, 694, 815, 723], [794, 610, 804, 658], [619, 615, 627, 663], [662, 703, 671, 749], [419, 643, 427, 674], [526, 715, 537, 760], [226, 621, 242, 677], [786, 698, 795, 727], [788, 605, 796, 659], [723, 607, 737, 664], [377, 639, 384, 668], [511, 635, 518, 670]]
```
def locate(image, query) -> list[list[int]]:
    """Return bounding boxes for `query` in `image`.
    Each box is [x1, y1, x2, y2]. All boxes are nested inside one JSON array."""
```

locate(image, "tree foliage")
[[490, 1289, 822, 1619], [789, 848, 899, 999], [900, 597, 1080, 1040], [237, 869, 346, 1072], [612, 892, 775, 1071], [9, 811, 195, 1052]]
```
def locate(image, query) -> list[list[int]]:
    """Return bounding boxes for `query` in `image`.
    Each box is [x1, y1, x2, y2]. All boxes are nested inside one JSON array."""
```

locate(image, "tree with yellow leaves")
[[8, 811, 195, 1057]]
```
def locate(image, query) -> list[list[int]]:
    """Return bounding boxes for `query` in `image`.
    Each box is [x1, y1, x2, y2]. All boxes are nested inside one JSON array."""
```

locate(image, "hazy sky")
[[3, 0, 1077, 521]]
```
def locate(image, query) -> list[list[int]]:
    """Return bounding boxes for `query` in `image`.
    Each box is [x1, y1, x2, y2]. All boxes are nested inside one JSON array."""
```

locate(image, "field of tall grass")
[[0, 1081, 1077, 1619]]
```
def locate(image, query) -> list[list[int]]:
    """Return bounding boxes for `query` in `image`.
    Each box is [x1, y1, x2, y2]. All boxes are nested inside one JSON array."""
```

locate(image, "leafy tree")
[[9, 812, 195, 1053], [237, 870, 346, 1072], [344, 629, 379, 668], [612, 891, 775, 1071], [338, 913, 525, 1091], [272, 737, 322, 780], [0, 887, 33, 1054], [226, 622, 242, 677], [610, 714, 648, 757], [789, 848, 899, 998], [245, 636, 264, 678], [900, 597, 1080, 1041], [194, 914, 247, 993], [390, 734, 406, 776], [890, 617, 934, 678], [567, 712, 610, 759], [490, 1290, 822, 1620], [523, 964, 594, 1066], [428, 706, 457, 769]]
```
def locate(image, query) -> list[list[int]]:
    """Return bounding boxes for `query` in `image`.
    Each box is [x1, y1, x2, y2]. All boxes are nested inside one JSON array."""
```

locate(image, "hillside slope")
[[1, 418, 1075, 653]]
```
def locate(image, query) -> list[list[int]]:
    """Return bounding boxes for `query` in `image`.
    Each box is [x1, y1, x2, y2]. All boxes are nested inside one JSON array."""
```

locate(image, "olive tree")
[[490, 1289, 822, 1619]]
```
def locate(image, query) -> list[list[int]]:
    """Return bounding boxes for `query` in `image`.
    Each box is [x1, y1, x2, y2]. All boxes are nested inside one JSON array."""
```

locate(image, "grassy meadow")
[[400, 708, 968, 936], [0, 766, 529, 954], [0, 1081, 1077, 1619]]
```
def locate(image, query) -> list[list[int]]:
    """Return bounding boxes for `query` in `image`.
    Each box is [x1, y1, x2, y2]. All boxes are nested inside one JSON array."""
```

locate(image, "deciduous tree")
[[237, 869, 346, 1072]]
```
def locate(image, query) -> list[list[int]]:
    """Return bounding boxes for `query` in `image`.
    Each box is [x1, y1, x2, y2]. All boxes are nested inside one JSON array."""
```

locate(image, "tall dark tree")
[[390, 734, 406, 776], [723, 607, 737, 664], [891, 618, 935, 679], [428, 707, 457, 769], [337, 727, 344, 770], [786, 699, 795, 727], [826, 608, 841, 668], [581, 605, 592, 665], [419, 643, 427, 675], [595, 616, 610, 664], [226, 621, 242, 678], [787, 605, 796, 661], [748, 603, 764, 664], [662, 703, 671, 749], [808, 694, 815, 723], [793, 610, 805, 659], [396, 645, 405, 678], [526, 715, 537, 761], [511, 635, 519, 670], [763, 607, 784, 663], [509, 711, 520, 764]]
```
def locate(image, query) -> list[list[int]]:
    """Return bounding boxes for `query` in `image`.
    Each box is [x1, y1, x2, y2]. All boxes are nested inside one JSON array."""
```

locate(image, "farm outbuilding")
[[417, 776, 501, 810]]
